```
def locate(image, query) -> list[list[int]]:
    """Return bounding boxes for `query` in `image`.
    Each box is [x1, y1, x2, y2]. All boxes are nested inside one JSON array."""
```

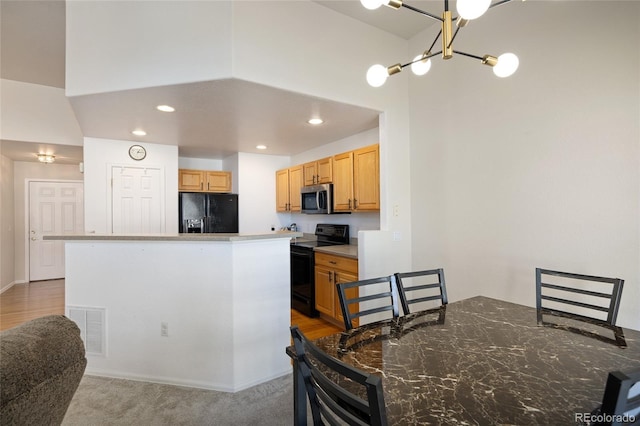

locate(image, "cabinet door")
[[303, 162, 317, 186], [289, 166, 303, 212], [334, 270, 359, 328], [178, 169, 204, 191], [315, 265, 335, 317], [275, 169, 290, 212], [317, 157, 333, 184], [205, 171, 231, 192], [332, 152, 354, 212], [353, 144, 380, 211]]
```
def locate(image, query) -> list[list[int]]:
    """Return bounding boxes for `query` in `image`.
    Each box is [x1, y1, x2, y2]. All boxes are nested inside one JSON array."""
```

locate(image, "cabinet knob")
[[354, 198, 358, 209]]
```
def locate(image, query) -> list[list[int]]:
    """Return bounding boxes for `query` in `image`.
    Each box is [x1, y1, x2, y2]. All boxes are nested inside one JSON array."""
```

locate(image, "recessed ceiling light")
[[156, 105, 175, 112], [256, 145, 267, 150], [308, 118, 324, 125], [132, 129, 147, 136], [37, 154, 55, 163]]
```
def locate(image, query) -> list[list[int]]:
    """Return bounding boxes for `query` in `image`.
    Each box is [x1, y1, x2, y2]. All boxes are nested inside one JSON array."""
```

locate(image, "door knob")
[[31, 230, 36, 234], [31, 237, 37, 241]]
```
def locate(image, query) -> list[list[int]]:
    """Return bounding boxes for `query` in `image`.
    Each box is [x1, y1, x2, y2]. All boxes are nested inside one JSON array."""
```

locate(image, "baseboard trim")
[[0, 280, 25, 294], [82, 367, 292, 393]]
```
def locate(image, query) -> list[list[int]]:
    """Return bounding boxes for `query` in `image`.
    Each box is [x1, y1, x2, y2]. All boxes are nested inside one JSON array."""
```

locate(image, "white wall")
[[65, 1, 233, 96], [65, 238, 291, 391], [0, 79, 83, 145], [409, 1, 640, 329], [83, 137, 179, 234], [178, 157, 223, 171], [11, 161, 84, 284], [0, 154, 15, 293], [235, 152, 290, 233]]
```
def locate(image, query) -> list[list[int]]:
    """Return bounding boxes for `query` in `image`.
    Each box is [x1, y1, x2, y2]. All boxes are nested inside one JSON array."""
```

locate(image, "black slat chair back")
[[290, 326, 388, 426], [336, 275, 400, 331], [535, 268, 625, 346], [394, 268, 448, 315], [598, 368, 640, 425]]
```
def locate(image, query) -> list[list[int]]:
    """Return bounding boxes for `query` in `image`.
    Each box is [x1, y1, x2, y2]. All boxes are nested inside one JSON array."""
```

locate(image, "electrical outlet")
[[161, 322, 169, 337], [393, 231, 402, 241], [393, 204, 400, 217]]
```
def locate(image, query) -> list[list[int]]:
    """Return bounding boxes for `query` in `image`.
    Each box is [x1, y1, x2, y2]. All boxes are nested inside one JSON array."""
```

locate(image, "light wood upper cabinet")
[[289, 166, 303, 212], [179, 169, 232, 193], [303, 157, 333, 186], [205, 171, 232, 192], [276, 166, 303, 212], [332, 144, 379, 212], [353, 144, 380, 211], [333, 152, 354, 212], [276, 169, 290, 212], [178, 169, 205, 191]]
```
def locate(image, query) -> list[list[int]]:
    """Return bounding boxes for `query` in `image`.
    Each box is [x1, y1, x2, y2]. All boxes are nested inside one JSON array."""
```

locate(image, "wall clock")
[[128, 145, 146, 161]]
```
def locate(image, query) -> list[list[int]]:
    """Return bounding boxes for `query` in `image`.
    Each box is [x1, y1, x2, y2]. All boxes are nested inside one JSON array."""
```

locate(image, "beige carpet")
[[62, 374, 296, 425]]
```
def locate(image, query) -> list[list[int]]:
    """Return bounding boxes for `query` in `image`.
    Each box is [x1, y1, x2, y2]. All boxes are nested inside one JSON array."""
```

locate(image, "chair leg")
[[292, 358, 307, 426]]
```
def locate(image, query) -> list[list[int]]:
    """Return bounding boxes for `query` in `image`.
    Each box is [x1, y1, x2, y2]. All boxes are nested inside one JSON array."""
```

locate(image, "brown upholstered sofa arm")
[[0, 315, 87, 425]]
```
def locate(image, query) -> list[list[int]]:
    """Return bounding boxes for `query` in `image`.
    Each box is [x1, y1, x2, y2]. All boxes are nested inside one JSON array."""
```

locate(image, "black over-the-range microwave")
[[300, 183, 347, 214]]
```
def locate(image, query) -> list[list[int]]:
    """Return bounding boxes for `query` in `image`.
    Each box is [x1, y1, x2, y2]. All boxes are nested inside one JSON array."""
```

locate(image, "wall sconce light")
[[37, 154, 55, 163]]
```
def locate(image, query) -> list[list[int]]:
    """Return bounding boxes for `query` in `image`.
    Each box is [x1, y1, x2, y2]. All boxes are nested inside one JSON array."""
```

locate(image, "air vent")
[[67, 307, 106, 356]]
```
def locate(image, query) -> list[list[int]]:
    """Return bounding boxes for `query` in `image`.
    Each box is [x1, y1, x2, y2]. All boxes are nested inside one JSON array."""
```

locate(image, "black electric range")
[[290, 224, 349, 317]]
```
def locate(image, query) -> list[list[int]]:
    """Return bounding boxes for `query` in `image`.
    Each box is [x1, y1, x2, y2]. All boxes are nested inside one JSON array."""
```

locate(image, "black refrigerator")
[[179, 193, 239, 233]]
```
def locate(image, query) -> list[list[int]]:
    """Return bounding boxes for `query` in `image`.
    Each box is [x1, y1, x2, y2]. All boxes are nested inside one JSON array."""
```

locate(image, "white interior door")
[[112, 166, 163, 233], [29, 181, 84, 281]]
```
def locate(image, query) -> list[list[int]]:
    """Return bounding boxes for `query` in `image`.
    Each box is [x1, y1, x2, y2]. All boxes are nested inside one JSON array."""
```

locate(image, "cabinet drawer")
[[315, 252, 358, 274]]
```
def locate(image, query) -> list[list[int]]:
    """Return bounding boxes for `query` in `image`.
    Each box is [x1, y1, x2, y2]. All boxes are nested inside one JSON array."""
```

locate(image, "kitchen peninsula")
[[45, 231, 301, 392]]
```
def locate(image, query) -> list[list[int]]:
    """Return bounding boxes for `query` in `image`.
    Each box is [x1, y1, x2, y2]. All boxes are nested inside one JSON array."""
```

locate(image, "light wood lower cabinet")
[[315, 252, 358, 329]]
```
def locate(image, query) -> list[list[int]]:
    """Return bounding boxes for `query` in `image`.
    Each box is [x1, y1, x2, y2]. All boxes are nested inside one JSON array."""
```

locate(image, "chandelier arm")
[[401, 3, 443, 22], [452, 50, 484, 61], [489, 0, 516, 10], [402, 50, 443, 69], [428, 29, 443, 53]]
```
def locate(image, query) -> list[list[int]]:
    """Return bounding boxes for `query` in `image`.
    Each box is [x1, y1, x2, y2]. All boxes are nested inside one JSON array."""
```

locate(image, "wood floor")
[[0, 280, 342, 339]]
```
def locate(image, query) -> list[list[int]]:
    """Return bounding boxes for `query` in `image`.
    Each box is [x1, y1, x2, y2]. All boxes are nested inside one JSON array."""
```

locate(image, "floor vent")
[[67, 306, 106, 356]]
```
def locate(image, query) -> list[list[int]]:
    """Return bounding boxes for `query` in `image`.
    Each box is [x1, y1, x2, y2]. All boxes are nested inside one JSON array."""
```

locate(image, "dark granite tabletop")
[[306, 296, 640, 425]]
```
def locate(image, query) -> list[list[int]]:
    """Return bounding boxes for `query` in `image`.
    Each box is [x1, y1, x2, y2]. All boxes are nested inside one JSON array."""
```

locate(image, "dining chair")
[[598, 367, 640, 424], [535, 268, 625, 346], [394, 268, 448, 315], [336, 275, 400, 331], [289, 326, 388, 426]]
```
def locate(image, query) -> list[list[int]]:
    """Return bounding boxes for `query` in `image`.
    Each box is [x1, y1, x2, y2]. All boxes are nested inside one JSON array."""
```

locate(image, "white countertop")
[[43, 231, 303, 242], [314, 244, 358, 259]]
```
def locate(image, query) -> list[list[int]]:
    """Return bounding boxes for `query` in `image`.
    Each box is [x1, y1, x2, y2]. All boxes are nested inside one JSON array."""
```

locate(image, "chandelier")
[[363, 0, 522, 87]]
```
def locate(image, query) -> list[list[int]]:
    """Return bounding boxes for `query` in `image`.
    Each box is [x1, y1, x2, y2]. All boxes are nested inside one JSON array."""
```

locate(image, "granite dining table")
[[288, 296, 640, 425]]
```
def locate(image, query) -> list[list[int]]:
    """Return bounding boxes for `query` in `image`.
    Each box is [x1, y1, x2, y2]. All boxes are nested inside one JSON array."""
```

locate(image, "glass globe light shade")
[[361, 0, 385, 10], [493, 53, 519, 78], [366, 64, 389, 87], [411, 54, 432, 76], [456, 0, 491, 20]]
